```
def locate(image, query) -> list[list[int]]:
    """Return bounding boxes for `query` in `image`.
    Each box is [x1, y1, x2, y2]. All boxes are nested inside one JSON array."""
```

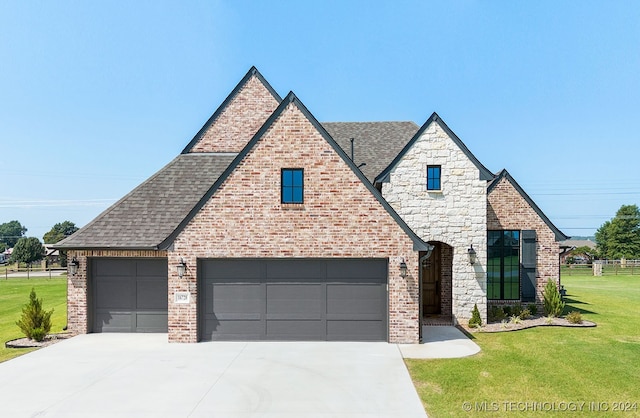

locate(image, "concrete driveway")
[[0, 334, 427, 417]]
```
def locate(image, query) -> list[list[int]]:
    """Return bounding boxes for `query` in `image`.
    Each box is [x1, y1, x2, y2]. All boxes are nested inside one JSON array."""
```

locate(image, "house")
[[57, 67, 567, 343]]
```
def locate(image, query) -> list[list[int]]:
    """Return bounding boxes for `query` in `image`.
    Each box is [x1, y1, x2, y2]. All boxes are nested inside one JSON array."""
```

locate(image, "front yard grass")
[[407, 274, 640, 417], [0, 277, 67, 362]]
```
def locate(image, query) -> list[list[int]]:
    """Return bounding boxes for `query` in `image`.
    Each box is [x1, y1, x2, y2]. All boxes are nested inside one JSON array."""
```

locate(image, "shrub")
[[509, 315, 522, 325], [488, 306, 506, 322], [544, 316, 555, 325], [527, 303, 538, 316], [512, 304, 523, 317], [566, 311, 583, 324], [519, 308, 531, 320], [502, 305, 512, 317], [469, 304, 483, 328], [543, 280, 565, 317], [15, 288, 54, 342]]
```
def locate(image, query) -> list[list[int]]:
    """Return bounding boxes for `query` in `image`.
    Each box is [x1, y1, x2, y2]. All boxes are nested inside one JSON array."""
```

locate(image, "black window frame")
[[281, 168, 304, 204], [487, 230, 521, 300], [427, 165, 442, 191]]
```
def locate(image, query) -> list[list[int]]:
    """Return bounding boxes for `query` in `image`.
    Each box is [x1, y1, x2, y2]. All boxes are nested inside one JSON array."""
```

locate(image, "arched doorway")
[[420, 242, 453, 325]]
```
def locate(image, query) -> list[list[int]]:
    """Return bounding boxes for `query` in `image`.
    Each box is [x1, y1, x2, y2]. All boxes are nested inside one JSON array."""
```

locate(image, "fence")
[[561, 260, 640, 276], [2, 266, 66, 280]]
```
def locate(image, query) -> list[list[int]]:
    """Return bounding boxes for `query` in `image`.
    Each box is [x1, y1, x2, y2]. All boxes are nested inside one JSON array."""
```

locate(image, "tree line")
[[0, 220, 78, 266]]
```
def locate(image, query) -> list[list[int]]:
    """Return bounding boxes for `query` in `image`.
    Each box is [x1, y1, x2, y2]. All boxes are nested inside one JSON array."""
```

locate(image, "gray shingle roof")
[[56, 153, 236, 249], [322, 121, 419, 182]]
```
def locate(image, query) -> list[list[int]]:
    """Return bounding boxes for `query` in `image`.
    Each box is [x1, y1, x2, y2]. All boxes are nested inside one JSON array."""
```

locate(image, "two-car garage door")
[[199, 259, 388, 341]]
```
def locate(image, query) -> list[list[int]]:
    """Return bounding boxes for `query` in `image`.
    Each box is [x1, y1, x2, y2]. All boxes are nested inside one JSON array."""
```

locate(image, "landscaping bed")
[[5, 333, 73, 349], [463, 315, 596, 333]]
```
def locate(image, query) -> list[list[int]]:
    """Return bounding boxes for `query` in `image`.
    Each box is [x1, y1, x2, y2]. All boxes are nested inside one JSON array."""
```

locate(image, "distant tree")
[[43, 221, 79, 244], [0, 242, 6, 253], [0, 220, 27, 248], [595, 205, 640, 259], [10, 237, 45, 267]]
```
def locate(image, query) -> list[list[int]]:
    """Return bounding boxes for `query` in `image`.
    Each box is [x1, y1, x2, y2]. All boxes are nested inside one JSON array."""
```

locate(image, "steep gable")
[[488, 169, 569, 241], [182, 67, 281, 153], [375, 112, 494, 186], [166, 92, 430, 253]]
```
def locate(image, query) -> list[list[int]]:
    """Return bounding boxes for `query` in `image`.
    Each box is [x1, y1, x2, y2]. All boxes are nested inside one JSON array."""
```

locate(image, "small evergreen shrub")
[[519, 308, 531, 320], [542, 280, 565, 317], [15, 288, 54, 342], [468, 304, 483, 328], [488, 305, 506, 322], [566, 311, 583, 324], [502, 305, 512, 317], [527, 303, 538, 316]]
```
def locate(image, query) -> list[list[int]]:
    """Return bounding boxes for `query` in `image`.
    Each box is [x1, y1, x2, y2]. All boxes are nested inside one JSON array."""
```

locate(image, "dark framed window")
[[487, 230, 520, 300], [427, 165, 441, 190], [281, 168, 304, 203]]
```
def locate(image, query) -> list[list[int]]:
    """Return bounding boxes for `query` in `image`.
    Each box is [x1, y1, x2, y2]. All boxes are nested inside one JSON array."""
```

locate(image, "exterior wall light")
[[468, 245, 477, 265], [69, 257, 80, 276], [176, 258, 188, 279], [399, 259, 408, 278]]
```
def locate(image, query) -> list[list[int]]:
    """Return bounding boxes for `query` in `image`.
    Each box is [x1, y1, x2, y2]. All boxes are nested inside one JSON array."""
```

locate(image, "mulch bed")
[[5, 333, 74, 349], [462, 316, 596, 333]]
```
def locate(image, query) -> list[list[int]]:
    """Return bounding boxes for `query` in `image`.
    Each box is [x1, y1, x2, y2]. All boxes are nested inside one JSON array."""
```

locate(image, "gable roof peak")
[[181, 66, 282, 154]]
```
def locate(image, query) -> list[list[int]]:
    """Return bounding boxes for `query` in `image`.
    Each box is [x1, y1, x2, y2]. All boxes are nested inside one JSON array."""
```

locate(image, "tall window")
[[487, 230, 520, 300], [427, 165, 441, 191], [281, 168, 304, 203]]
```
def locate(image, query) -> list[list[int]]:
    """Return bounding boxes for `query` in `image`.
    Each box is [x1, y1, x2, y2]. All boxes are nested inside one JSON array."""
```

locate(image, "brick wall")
[[171, 102, 421, 343], [381, 120, 488, 323], [487, 176, 561, 305], [66, 249, 167, 335], [189, 75, 280, 153]]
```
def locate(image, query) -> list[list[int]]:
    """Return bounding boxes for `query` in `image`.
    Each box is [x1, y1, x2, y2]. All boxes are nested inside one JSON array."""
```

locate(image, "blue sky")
[[1, 1, 639, 241]]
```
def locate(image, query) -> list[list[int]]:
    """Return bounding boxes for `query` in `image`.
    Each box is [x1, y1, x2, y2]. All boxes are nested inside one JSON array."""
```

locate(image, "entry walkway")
[[399, 326, 481, 359]]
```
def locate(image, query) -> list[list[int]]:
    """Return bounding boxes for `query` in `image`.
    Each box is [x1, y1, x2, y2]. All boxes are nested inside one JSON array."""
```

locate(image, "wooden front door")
[[422, 245, 441, 315]]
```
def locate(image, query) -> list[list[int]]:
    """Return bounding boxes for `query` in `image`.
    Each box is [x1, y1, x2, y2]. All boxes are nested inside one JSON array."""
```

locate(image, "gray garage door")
[[91, 258, 168, 333], [199, 259, 388, 341]]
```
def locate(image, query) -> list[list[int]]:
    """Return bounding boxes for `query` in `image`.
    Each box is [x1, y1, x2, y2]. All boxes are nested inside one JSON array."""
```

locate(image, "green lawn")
[[0, 277, 67, 362], [407, 274, 640, 417]]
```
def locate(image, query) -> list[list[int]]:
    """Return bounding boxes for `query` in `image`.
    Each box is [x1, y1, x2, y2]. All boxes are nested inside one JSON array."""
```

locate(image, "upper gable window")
[[281, 168, 304, 204], [427, 165, 441, 191]]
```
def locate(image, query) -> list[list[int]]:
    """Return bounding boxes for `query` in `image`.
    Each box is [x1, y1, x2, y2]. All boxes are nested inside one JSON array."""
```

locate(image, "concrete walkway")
[[399, 326, 481, 359], [0, 334, 428, 417]]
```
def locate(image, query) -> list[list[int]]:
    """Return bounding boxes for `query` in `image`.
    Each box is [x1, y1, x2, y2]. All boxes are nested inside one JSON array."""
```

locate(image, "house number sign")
[[174, 292, 190, 304]]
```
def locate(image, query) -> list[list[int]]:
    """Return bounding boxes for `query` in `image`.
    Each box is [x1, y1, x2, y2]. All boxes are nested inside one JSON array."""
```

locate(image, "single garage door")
[[91, 258, 168, 333], [200, 259, 387, 341]]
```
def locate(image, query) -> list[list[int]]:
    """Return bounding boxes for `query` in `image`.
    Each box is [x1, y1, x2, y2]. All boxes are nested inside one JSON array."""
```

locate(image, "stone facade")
[[169, 101, 421, 343], [66, 249, 167, 335], [381, 120, 488, 322], [487, 175, 561, 305]]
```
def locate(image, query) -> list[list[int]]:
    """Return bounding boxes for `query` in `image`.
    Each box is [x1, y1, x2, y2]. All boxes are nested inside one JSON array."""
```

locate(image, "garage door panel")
[[137, 278, 168, 310], [96, 279, 133, 309], [200, 259, 388, 341], [326, 259, 387, 279], [95, 311, 133, 332], [266, 260, 324, 279], [327, 320, 385, 341], [327, 283, 384, 314], [266, 320, 325, 340], [136, 260, 168, 277], [95, 259, 136, 277], [136, 312, 168, 332], [266, 283, 323, 315], [206, 282, 262, 314]]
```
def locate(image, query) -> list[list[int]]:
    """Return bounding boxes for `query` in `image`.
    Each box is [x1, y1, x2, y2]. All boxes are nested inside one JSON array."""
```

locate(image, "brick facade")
[[189, 74, 280, 153], [487, 176, 561, 305], [170, 101, 421, 343], [381, 120, 488, 323], [66, 249, 167, 335]]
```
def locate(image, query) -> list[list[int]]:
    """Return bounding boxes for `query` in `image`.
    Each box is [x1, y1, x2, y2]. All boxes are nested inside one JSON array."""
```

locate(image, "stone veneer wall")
[[170, 102, 421, 344], [487, 177, 561, 305], [381, 121, 488, 322], [66, 249, 167, 335], [189, 75, 280, 153]]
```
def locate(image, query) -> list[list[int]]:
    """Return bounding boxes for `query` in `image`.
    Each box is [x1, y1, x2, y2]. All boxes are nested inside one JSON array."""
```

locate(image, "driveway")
[[0, 334, 428, 417]]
